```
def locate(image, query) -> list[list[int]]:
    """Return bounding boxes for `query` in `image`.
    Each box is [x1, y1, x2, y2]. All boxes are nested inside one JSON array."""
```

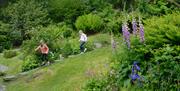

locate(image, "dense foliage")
[[1, 0, 49, 46], [0, 0, 179, 90], [85, 13, 180, 90], [75, 14, 103, 33], [48, 0, 86, 23], [22, 55, 40, 72], [145, 13, 180, 47], [0, 21, 11, 52]]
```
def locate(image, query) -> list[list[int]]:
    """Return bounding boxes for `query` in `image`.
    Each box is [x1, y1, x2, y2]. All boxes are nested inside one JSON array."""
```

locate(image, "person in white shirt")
[[79, 30, 87, 53]]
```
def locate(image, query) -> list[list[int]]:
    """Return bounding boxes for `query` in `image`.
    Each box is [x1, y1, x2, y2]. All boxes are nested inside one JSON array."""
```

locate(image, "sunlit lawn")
[[6, 47, 111, 91]]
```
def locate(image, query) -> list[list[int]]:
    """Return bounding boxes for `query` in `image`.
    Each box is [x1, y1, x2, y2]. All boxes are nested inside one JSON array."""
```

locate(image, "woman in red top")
[[35, 40, 49, 65]]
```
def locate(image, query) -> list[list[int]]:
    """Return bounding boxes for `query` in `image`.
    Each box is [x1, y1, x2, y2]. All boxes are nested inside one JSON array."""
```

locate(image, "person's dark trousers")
[[42, 54, 48, 63], [80, 41, 86, 52]]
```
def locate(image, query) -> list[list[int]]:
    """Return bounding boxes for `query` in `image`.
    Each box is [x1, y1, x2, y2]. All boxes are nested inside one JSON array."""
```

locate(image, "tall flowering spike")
[[111, 35, 116, 51], [122, 22, 130, 48], [122, 23, 126, 41], [139, 23, 145, 43], [132, 18, 137, 35]]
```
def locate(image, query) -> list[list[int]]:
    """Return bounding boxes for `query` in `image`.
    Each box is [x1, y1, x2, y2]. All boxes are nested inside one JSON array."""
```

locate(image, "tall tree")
[[2, 0, 50, 41]]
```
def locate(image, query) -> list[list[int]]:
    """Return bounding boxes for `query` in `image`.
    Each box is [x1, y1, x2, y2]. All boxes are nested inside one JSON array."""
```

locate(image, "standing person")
[[79, 30, 87, 54], [35, 40, 50, 65]]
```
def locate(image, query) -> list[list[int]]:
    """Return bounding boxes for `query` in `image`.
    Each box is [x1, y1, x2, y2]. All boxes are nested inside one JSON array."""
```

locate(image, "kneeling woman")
[[35, 40, 49, 65]]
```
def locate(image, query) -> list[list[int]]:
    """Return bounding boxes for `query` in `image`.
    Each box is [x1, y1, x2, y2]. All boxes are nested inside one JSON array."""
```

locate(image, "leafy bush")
[[0, 21, 12, 52], [61, 41, 73, 58], [3, 50, 17, 58], [84, 78, 108, 91], [48, 0, 86, 23], [145, 13, 180, 48], [0, 46, 3, 53], [98, 6, 120, 34], [108, 0, 138, 10], [144, 45, 180, 90], [84, 0, 108, 12], [0, 41, 12, 53], [138, 0, 179, 16], [75, 14, 103, 33], [68, 40, 81, 55], [22, 55, 40, 72], [61, 25, 73, 38]]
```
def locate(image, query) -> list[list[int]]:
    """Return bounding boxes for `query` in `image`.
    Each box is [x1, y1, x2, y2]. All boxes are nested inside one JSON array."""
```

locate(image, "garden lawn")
[[6, 47, 111, 91], [0, 50, 23, 75]]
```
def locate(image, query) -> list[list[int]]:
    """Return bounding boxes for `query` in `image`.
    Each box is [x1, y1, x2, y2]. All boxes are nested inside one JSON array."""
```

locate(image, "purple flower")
[[131, 73, 140, 81], [132, 64, 140, 73], [131, 61, 141, 81], [135, 65, 140, 71], [139, 23, 145, 43], [133, 61, 140, 71], [122, 23, 130, 48], [132, 18, 137, 35]]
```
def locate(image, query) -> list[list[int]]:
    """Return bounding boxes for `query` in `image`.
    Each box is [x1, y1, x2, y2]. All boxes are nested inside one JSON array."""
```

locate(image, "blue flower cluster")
[[130, 61, 140, 81]]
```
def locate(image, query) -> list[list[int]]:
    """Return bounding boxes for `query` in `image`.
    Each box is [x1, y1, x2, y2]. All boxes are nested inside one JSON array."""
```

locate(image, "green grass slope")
[[6, 47, 111, 91], [0, 51, 23, 75]]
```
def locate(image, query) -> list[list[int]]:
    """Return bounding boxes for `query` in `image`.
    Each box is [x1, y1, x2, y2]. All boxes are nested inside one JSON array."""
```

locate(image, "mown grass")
[[6, 47, 111, 91]]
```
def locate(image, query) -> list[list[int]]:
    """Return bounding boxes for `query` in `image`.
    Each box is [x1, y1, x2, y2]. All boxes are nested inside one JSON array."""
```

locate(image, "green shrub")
[[69, 40, 81, 55], [138, 0, 177, 16], [0, 46, 3, 53], [3, 50, 17, 58], [48, 52, 56, 63], [62, 41, 73, 58], [97, 5, 123, 34], [0, 41, 12, 53], [75, 14, 103, 33], [22, 55, 40, 72], [48, 0, 86, 23], [84, 78, 108, 91], [85, 41, 94, 51], [61, 25, 73, 38], [145, 13, 180, 48], [50, 40, 64, 59], [144, 45, 180, 90], [0, 21, 12, 51], [61, 40, 81, 57]]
